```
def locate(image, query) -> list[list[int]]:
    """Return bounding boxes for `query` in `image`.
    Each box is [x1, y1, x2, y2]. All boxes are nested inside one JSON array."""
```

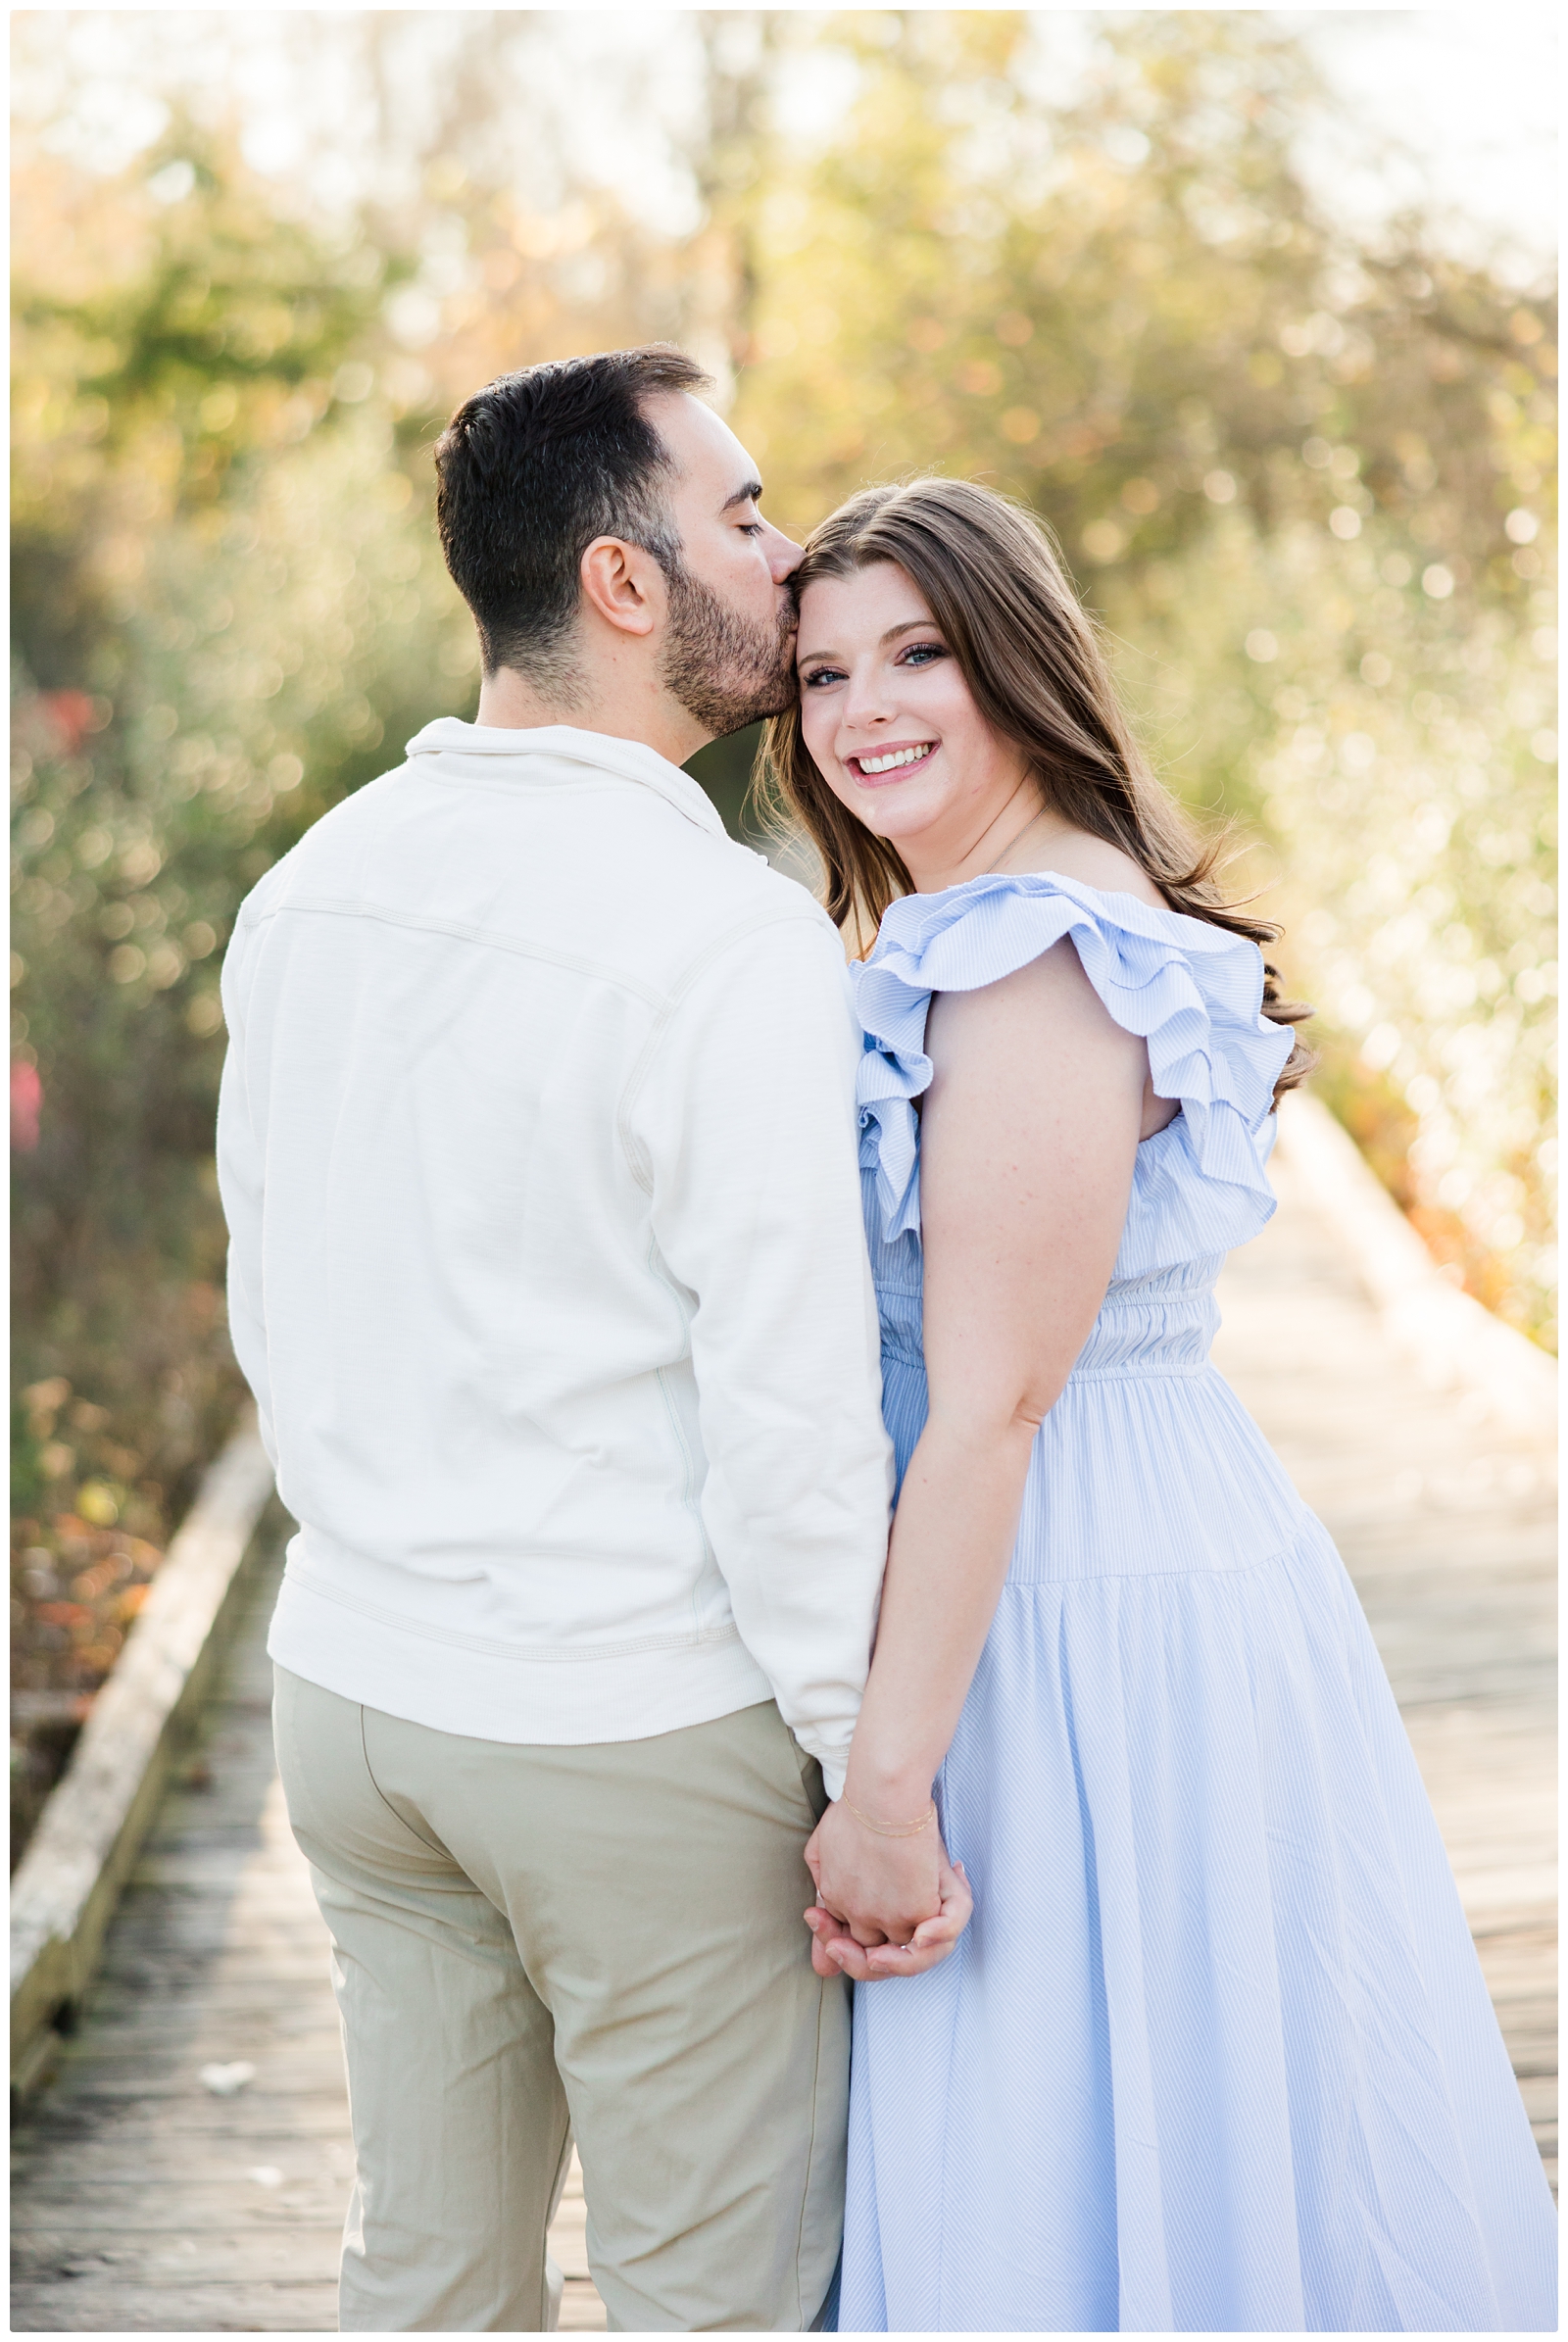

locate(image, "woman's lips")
[[846, 741, 937, 785]]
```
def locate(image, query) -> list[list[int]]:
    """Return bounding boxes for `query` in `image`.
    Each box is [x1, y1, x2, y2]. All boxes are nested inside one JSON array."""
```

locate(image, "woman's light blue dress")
[[837, 872, 1555, 2334]]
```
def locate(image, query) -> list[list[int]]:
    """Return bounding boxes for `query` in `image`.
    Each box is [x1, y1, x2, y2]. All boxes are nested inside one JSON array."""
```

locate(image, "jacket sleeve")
[[626, 905, 894, 1796], [215, 918, 278, 1471]]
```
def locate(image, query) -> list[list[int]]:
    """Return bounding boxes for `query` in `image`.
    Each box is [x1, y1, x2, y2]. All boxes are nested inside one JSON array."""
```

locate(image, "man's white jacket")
[[217, 719, 893, 1795]]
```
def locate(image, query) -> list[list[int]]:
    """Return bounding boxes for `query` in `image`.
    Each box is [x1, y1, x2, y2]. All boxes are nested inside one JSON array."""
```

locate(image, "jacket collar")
[[404, 718, 729, 843]]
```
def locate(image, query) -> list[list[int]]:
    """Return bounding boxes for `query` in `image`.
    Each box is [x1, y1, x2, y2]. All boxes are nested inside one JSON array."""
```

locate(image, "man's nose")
[[767, 523, 803, 584]]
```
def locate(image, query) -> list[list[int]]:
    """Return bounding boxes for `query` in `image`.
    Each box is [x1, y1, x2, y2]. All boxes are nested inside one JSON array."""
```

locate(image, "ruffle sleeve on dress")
[[852, 871, 1296, 1262]]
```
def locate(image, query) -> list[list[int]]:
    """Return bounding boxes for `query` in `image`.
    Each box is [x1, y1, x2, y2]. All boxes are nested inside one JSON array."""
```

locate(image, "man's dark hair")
[[433, 346, 710, 691]]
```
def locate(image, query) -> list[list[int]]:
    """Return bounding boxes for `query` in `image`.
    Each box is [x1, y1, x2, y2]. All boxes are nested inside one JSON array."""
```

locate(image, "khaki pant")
[[272, 1668, 848, 2333]]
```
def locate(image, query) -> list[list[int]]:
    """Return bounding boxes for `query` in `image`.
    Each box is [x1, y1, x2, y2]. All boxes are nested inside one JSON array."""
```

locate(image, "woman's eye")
[[901, 642, 947, 667], [802, 665, 847, 689], [739, 521, 765, 537]]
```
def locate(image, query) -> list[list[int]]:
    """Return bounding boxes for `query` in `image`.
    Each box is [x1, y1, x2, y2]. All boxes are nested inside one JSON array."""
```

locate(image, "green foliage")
[[13, 123, 394, 689]]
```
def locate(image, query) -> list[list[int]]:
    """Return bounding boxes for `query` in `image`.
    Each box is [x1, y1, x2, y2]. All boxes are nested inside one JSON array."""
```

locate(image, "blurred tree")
[[12, 125, 389, 681]]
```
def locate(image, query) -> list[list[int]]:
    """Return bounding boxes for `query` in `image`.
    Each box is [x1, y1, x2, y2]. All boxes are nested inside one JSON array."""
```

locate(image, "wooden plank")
[[1213, 1113, 1557, 2192], [10, 2280, 341, 2334], [10, 1416, 278, 2101]]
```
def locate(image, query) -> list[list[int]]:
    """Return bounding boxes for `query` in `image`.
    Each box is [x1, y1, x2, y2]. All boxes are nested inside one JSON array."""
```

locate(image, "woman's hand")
[[805, 1855, 972, 1980], [804, 1797, 945, 1950]]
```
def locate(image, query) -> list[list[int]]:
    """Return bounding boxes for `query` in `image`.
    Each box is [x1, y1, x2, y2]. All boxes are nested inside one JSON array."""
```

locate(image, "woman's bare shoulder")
[[925, 926, 1141, 1073], [1013, 827, 1167, 911]]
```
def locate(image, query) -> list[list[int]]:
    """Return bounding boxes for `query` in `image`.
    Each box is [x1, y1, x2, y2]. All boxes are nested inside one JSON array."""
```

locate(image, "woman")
[[769, 478, 1555, 2332]]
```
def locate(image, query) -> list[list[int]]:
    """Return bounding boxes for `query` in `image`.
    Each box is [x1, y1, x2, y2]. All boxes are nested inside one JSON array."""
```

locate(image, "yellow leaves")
[[94, 534, 146, 583], [199, 385, 238, 431], [75, 1482, 120, 1528]]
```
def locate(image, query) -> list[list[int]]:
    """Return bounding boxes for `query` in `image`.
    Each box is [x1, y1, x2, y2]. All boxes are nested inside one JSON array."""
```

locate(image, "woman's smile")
[[848, 740, 938, 783]]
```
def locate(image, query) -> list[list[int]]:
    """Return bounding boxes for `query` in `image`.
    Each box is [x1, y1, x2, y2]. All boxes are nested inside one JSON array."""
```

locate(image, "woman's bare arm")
[[806, 938, 1150, 1967]]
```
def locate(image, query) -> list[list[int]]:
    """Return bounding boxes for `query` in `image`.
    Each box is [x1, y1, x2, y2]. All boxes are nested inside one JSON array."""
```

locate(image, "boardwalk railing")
[[1281, 1093, 1556, 1439], [10, 1415, 277, 2106]]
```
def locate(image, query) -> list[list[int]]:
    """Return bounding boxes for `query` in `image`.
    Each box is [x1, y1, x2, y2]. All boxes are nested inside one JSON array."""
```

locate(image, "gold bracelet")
[[843, 1796, 937, 1838]]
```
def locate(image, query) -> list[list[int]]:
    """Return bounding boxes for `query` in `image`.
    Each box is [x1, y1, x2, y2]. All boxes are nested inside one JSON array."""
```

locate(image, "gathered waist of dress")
[[876, 1265, 1224, 1382], [881, 1345, 1218, 1383], [1066, 1315, 1217, 1381]]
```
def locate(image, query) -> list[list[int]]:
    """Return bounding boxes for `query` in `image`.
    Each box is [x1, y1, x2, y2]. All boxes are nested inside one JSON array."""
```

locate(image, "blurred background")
[[10, 11, 1556, 1840]]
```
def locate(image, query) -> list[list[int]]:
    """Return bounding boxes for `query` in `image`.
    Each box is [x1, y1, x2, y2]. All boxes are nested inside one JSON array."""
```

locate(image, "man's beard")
[[659, 560, 797, 738]]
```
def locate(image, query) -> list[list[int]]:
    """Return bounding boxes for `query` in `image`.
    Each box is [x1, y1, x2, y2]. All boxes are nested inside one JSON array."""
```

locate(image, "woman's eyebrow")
[[798, 618, 935, 663]]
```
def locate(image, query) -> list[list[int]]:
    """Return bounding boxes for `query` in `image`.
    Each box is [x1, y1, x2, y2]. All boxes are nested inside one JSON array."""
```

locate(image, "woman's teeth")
[[857, 744, 934, 775]]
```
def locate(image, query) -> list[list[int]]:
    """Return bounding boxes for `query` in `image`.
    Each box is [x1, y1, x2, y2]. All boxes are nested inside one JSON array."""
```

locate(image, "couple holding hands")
[[217, 347, 1552, 2332]]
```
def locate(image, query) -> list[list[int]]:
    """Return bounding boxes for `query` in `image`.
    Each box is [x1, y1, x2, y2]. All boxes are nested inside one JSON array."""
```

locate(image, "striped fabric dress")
[[835, 872, 1555, 2334]]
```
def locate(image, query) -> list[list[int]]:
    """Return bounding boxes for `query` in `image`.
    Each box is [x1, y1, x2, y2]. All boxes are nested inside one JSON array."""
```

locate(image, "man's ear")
[[579, 537, 663, 639]]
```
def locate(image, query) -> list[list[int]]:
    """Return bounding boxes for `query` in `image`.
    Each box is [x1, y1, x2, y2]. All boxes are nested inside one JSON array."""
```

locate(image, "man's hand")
[[803, 1795, 972, 1978], [805, 1852, 971, 1980]]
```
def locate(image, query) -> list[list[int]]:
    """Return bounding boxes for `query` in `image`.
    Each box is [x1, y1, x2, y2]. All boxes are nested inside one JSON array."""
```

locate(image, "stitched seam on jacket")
[[284, 1564, 744, 1661], [240, 894, 672, 1009], [408, 752, 729, 839], [417, 769, 731, 844], [642, 1231, 715, 1631]]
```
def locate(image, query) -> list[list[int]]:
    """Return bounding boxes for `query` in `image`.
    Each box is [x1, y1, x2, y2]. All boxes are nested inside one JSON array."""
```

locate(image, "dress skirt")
[[837, 1403, 1556, 2333]]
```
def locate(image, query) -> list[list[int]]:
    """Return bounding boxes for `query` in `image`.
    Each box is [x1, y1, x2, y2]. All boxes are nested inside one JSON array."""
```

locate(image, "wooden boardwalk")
[[11, 1129, 1555, 2331]]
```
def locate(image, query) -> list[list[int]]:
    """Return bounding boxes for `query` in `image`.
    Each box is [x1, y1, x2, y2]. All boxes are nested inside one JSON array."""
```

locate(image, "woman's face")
[[796, 561, 1034, 864]]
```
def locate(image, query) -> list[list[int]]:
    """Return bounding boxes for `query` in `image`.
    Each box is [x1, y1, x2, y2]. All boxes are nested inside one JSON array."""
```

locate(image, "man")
[[217, 348, 895, 2331]]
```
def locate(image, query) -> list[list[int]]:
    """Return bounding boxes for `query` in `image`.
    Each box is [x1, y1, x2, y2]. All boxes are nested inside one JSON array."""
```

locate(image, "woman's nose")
[[842, 664, 893, 727]]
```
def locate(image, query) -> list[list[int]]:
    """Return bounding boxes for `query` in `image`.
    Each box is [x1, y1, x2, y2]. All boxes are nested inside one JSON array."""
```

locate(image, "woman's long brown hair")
[[759, 477, 1312, 1099]]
